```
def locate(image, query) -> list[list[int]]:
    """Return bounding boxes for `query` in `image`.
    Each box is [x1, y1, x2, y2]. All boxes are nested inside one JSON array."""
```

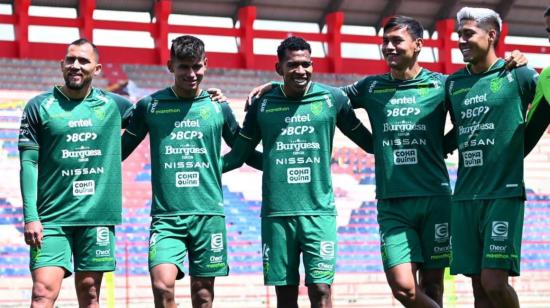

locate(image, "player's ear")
[[167, 59, 174, 73], [415, 38, 424, 53], [275, 62, 283, 76], [93, 63, 102, 76]]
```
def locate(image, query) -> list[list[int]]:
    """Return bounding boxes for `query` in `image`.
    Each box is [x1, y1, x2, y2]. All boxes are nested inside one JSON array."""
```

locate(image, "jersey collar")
[[54, 85, 94, 101]]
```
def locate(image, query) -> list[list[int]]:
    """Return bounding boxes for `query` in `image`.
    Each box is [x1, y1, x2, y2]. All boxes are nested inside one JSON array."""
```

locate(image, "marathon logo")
[[491, 221, 508, 240], [434, 223, 449, 242], [393, 149, 417, 165], [211, 233, 224, 253], [73, 180, 95, 196], [462, 150, 483, 167], [175, 172, 199, 187], [320, 241, 335, 260], [287, 167, 311, 183]]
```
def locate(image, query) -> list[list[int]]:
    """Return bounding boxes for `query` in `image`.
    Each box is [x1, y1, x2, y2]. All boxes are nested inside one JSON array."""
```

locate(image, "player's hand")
[[245, 82, 273, 111], [504, 50, 528, 70], [24, 220, 43, 248], [207, 88, 227, 103]]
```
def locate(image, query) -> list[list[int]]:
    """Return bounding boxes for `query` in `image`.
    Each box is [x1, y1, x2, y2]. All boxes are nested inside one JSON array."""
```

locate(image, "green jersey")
[[525, 67, 550, 155], [239, 82, 365, 217], [446, 60, 538, 200], [18, 86, 133, 226], [342, 69, 451, 199], [124, 88, 249, 216]]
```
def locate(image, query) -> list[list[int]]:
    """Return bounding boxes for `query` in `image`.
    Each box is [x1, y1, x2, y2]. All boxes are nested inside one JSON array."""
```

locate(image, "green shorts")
[[450, 198, 524, 276], [377, 195, 451, 271], [29, 225, 116, 277], [261, 215, 337, 286], [148, 215, 229, 280]]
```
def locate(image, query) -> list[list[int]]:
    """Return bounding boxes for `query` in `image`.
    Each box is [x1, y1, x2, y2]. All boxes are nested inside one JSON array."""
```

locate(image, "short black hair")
[[69, 38, 99, 61], [276, 36, 311, 62], [383, 16, 424, 40], [545, 6, 550, 17], [170, 35, 205, 60]]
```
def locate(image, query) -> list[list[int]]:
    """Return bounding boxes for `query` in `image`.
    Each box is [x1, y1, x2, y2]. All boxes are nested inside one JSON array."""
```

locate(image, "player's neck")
[[390, 64, 422, 81], [171, 85, 201, 99], [59, 85, 92, 100], [281, 82, 311, 99], [469, 52, 499, 74]]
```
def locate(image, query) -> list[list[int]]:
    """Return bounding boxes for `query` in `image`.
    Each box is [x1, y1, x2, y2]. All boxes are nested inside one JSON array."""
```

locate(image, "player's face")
[[457, 20, 495, 64], [61, 43, 101, 90], [382, 27, 422, 70], [168, 56, 207, 94], [545, 15, 550, 42], [276, 49, 312, 96]]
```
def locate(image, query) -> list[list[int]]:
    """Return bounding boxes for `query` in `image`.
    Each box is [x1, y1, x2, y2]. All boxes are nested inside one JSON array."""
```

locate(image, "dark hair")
[[383, 16, 424, 40], [276, 36, 311, 62], [545, 6, 550, 17], [69, 38, 99, 61], [170, 35, 205, 60]]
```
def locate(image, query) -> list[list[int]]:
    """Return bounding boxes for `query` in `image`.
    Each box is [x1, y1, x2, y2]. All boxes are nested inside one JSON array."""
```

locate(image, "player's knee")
[[152, 278, 175, 300], [308, 283, 331, 302], [420, 280, 443, 302], [31, 281, 58, 306], [75, 277, 101, 304], [480, 276, 508, 298], [191, 279, 214, 304], [389, 280, 417, 304]]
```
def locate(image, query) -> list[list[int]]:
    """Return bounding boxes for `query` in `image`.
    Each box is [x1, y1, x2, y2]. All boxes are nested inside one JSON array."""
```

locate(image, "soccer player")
[[18, 39, 133, 307], [340, 16, 453, 308], [525, 6, 550, 155], [222, 36, 373, 308], [446, 7, 539, 308], [120, 35, 262, 308]]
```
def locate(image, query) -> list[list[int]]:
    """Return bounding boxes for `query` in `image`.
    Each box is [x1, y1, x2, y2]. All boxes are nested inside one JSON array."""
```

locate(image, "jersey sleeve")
[[514, 65, 539, 110], [525, 68, 550, 156], [18, 95, 44, 150], [444, 77, 456, 125], [109, 92, 134, 129], [239, 97, 262, 144], [121, 97, 149, 160], [333, 88, 374, 153], [221, 102, 263, 170], [340, 78, 368, 109]]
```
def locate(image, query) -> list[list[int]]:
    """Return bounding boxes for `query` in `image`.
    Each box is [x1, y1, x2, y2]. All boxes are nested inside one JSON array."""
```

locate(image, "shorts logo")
[[73, 180, 95, 196], [176, 172, 199, 187], [210, 233, 223, 252], [262, 244, 270, 276], [30, 247, 41, 263], [434, 223, 449, 242], [491, 221, 508, 240], [463, 150, 483, 167], [287, 167, 310, 183], [96, 227, 110, 246], [393, 149, 417, 165], [320, 241, 335, 260]]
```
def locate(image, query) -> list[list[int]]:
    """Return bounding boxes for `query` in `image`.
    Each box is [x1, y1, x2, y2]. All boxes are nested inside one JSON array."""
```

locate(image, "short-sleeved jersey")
[[527, 67, 550, 121], [241, 82, 363, 217], [342, 69, 451, 199], [446, 60, 538, 200], [18, 86, 133, 226], [125, 88, 241, 216]]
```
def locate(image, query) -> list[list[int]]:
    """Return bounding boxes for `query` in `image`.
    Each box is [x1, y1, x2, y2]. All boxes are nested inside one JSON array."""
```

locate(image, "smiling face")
[[457, 19, 496, 64], [276, 49, 313, 98], [382, 26, 422, 70], [61, 43, 101, 91], [168, 56, 207, 98]]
